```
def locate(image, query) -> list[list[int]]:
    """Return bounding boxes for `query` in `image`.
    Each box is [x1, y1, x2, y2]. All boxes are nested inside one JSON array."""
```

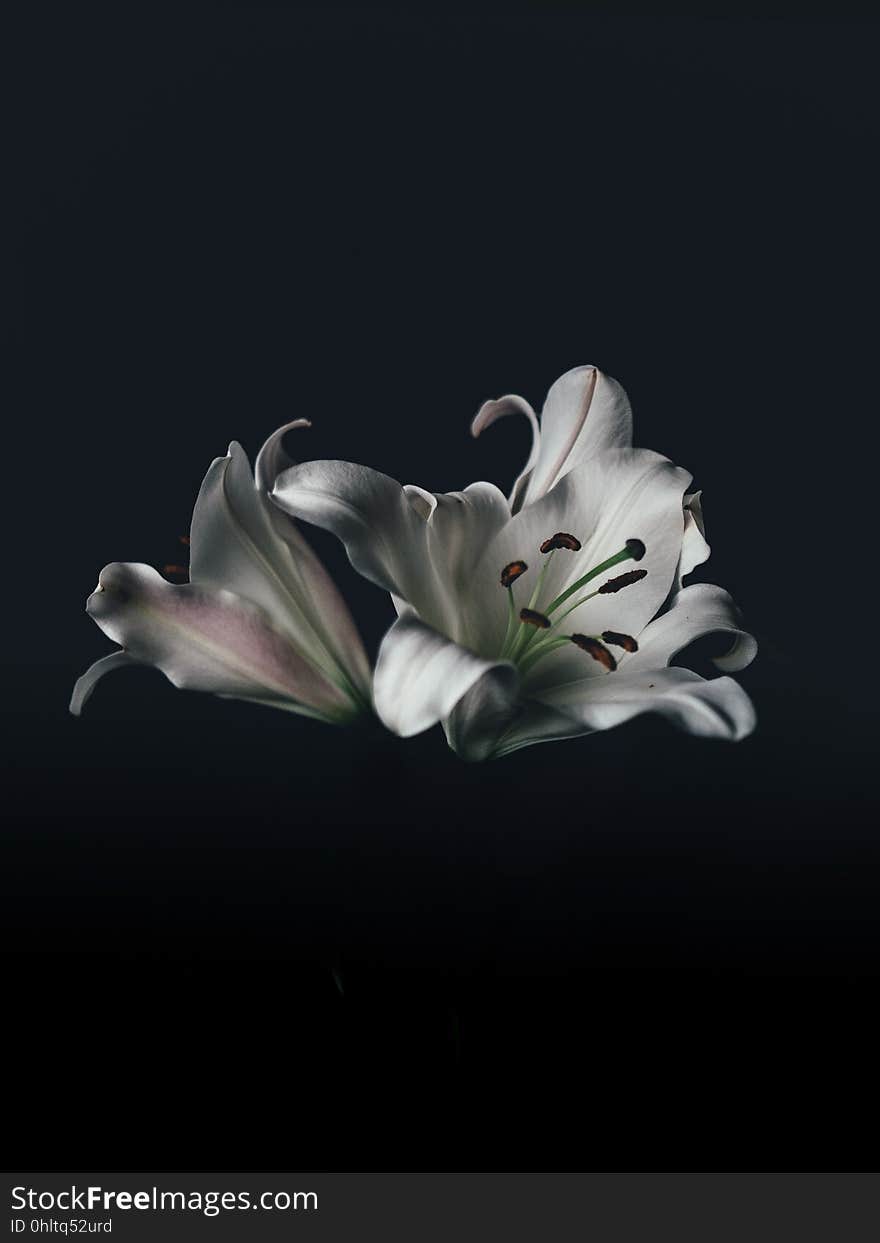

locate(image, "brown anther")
[[602, 630, 639, 653], [598, 568, 647, 594], [570, 634, 617, 671], [519, 607, 551, 629], [178, 534, 191, 546], [163, 564, 189, 578], [540, 532, 582, 554], [625, 538, 646, 561], [500, 560, 528, 588]]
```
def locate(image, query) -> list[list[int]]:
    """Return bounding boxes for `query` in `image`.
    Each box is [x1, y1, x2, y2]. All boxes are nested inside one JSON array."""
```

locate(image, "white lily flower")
[[271, 367, 756, 760], [71, 421, 372, 724]]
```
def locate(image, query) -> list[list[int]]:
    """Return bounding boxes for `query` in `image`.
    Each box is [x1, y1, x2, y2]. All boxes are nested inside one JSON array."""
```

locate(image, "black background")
[[8, 5, 880, 1170]]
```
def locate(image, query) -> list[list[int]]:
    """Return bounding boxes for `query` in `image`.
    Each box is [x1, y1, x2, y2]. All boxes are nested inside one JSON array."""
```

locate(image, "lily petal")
[[530, 665, 756, 744], [191, 434, 371, 695], [676, 489, 711, 589], [623, 582, 757, 675], [69, 651, 137, 716], [441, 666, 527, 761], [253, 417, 312, 494], [84, 562, 355, 720], [470, 393, 541, 513], [484, 698, 596, 758], [374, 614, 518, 739], [472, 366, 633, 512], [272, 461, 509, 644]]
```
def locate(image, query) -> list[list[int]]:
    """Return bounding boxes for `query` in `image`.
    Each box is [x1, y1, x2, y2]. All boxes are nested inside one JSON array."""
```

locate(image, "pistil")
[[544, 539, 645, 615], [499, 560, 528, 656]]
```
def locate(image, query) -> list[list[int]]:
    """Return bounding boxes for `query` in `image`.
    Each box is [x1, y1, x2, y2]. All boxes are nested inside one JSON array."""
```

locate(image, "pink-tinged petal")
[[69, 651, 137, 716], [373, 614, 518, 739], [190, 434, 371, 697], [85, 562, 356, 720], [531, 665, 755, 742], [623, 583, 757, 675]]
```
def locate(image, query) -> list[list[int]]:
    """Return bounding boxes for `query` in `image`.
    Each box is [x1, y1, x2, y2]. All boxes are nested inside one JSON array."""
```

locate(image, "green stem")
[[527, 549, 555, 609], [516, 589, 603, 674], [508, 616, 538, 663], [549, 588, 600, 629]]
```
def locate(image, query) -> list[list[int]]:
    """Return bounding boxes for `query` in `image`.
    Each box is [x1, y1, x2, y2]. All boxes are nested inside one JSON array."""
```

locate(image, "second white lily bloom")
[[71, 422, 372, 723], [271, 366, 757, 759]]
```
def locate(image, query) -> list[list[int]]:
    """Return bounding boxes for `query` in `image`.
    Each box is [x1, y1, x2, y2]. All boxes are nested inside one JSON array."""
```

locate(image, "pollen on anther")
[[602, 630, 638, 653], [598, 568, 647, 594], [625, 538, 646, 561], [520, 607, 551, 629], [540, 532, 582, 554], [501, 560, 528, 588], [570, 634, 617, 671]]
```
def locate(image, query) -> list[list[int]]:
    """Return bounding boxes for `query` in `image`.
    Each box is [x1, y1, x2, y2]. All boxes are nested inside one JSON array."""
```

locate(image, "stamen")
[[519, 607, 551, 629], [499, 579, 520, 658], [597, 568, 647, 594], [570, 634, 617, 671], [602, 630, 639, 653], [545, 541, 647, 615], [527, 547, 556, 608], [500, 560, 528, 588], [540, 532, 582, 553], [178, 535, 191, 546], [163, 564, 189, 578]]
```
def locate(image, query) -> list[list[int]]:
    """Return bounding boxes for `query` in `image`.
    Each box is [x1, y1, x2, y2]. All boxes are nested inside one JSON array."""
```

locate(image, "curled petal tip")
[[254, 418, 313, 493], [69, 650, 136, 716], [470, 395, 536, 440]]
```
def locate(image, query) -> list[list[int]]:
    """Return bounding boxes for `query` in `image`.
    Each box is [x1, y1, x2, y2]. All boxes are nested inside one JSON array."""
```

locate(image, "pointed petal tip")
[[225, 440, 246, 460]]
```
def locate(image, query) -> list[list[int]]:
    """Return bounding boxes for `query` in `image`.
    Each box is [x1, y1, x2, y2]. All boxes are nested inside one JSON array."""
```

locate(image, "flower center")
[[498, 535, 646, 674]]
